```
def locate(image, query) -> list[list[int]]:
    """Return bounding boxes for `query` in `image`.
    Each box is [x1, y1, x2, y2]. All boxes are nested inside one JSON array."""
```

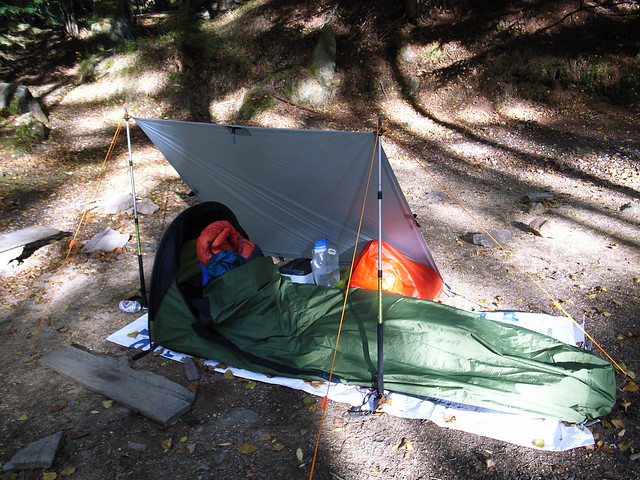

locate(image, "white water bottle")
[[311, 238, 340, 286]]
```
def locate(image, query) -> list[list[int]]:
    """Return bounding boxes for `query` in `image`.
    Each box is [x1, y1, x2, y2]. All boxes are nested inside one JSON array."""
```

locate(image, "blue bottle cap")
[[314, 237, 328, 249]]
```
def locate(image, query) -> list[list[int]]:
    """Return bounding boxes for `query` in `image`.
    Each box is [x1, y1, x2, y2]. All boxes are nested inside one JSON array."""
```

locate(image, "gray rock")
[[529, 217, 559, 238], [424, 191, 449, 203], [620, 202, 640, 220], [183, 357, 201, 381], [127, 442, 148, 453], [0, 82, 48, 124], [310, 24, 336, 87], [527, 202, 548, 215], [215, 407, 259, 429], [399, 44, 418, 64], [3, 431, 63, 472], [525, 192, 554, 203], [288, 77, 331, 105], [288, 24, 337, 106], [472, 229, 512, 247]]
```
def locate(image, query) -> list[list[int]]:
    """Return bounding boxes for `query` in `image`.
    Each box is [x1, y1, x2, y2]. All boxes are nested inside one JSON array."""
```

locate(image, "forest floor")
[[1, 4, 640, 480]]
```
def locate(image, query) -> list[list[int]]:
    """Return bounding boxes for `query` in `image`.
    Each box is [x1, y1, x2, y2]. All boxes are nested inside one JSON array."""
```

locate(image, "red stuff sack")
[[349, 240, 443, 300]]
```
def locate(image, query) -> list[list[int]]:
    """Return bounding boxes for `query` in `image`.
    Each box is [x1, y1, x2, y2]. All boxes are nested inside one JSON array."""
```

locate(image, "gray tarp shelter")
[[134, 118, 439, 271]]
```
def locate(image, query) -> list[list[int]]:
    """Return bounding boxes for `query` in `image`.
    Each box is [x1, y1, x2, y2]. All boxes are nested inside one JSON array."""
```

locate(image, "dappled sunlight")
[[497, 98, 549, 123], [454, 105, 496, 125], [61, 55, 168, 108], [211, 0, 268, 31], [446, 140, 496, 162], [382, 99, 449, 137], [254, 110, 301, 129], [208, 88, 246, 123]]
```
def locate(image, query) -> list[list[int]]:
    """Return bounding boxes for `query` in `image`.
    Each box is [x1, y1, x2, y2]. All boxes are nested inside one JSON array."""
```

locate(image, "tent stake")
[[375, 114, 384, 407], [124, 110, 148, 308]]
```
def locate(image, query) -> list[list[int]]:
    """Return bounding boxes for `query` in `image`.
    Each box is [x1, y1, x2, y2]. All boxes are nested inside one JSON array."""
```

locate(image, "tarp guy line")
[[383, 127, 628, 378], [32, 118, 124, 347]]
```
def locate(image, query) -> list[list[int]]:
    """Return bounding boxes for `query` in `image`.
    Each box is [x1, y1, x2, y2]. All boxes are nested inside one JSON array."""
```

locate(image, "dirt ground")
[[2, 7, 640, 480]]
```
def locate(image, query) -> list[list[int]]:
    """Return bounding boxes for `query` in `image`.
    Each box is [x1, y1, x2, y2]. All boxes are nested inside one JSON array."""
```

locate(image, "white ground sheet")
[[107, 311, 596, 451]]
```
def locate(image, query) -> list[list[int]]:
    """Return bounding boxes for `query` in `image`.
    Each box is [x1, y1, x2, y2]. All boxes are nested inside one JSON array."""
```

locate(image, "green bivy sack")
[[148, 202, 616, 424]]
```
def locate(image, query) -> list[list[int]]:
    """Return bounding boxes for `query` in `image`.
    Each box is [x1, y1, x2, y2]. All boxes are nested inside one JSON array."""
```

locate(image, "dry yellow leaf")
[[442, 413, 456, 423], [611, 419, 625, 429], [532, 439, 545, 448], [619, 400, 632, 412], [238, 443, 259, 454], [272, 443, 285, 452], [60, 466, 77, 477], [258, 433, 271, 441], [42, 472, 57, 480], [102, 400, 113, 409], [223, 369, 235, 380], [245, 381, 257, 390], [161, 439, 172, 451], [296, 448, 304, 462], [622, 381, 638, 392]]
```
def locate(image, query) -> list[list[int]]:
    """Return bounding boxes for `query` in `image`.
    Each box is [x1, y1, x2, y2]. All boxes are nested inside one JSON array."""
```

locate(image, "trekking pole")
[[124, 109, 148, 308], [375, 114, 384, 407]]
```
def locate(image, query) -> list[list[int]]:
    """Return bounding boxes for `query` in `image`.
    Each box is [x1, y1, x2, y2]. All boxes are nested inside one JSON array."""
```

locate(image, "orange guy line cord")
[[383, 127, 628, 377], [308, 134, 380, 480], [31, 119, 125, 348]]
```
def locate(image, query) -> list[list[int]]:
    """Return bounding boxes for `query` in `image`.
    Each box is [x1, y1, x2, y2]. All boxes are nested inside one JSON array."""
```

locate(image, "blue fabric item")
[[201, 246, 264, 285], [207, 250, 248, 278]]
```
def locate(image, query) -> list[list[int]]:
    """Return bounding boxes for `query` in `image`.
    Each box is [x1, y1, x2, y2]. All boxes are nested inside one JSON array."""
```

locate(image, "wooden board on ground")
[[40, 346, 195, 425], [0, 227, 66, 254]]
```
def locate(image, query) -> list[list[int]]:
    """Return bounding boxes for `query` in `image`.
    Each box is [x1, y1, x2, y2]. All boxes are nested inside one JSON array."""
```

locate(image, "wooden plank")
[[40, 346, 195, 426], [0, 227, 65, 253]]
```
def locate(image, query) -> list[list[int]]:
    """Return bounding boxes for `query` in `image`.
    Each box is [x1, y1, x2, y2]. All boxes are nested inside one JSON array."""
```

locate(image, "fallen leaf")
[[176, 445, 188, 455], [16, 412, 29, 421], [601, 444, 614, 454], [442, 413, 456, 423], [50, 400, 69, 412], [258, 433, 271, 441], [611, 419, 625, 429], [218, 442, 232, 447], [126, 331, 139, 338], [302, 396, 314, 404], [102, 400, 113, 409], [623, 381, 638, 393], [296, 448, 304, 462], [60, 466, 77, 476], [272, 443, 285, 451], [532, 439, 545, 448], [303, 379, 324, 389], [245, 381, 257, 390], [161, 439, 172, 452], [223, 369, 235, 380], [42, 473, 57, 480], [238, 443, 259, 454], [486, 459, 496, 468], [180, 436, 188, 443], [619, 401, 632, 412], [618, 442, 632, 451]]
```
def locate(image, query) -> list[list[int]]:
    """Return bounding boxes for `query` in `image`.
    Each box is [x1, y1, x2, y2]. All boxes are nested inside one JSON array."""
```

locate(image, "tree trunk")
[[59, 0, 80, 38]]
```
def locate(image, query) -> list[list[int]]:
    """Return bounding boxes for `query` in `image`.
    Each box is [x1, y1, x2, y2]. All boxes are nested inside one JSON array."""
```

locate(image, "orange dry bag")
[[349, 240, 443, 301]]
